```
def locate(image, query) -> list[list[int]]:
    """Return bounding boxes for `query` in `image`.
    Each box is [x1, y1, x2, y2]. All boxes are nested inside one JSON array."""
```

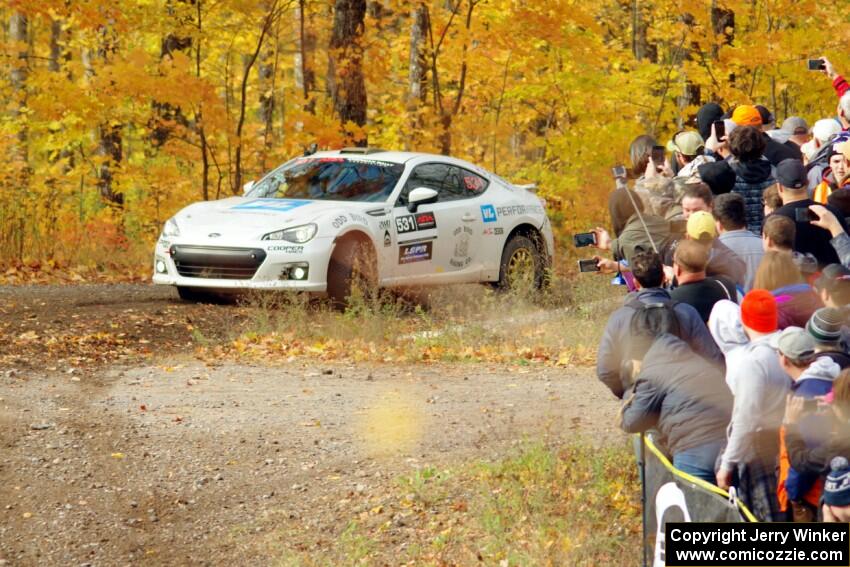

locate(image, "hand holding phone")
[[808, 58, 826, 71], [578, 259, 600, 273]]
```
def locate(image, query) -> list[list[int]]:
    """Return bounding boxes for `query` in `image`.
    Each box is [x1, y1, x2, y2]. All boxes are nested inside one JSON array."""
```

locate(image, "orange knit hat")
[[741, 289, 778, 333], [731, 105, 763, 127]]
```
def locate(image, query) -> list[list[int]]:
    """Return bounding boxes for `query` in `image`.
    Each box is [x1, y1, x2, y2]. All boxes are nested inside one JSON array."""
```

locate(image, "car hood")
[[174, 197, 373, 240]]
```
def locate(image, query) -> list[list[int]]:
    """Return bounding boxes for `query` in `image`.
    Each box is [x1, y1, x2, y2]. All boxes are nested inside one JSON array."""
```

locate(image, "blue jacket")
[[596, 288, 725, 398]]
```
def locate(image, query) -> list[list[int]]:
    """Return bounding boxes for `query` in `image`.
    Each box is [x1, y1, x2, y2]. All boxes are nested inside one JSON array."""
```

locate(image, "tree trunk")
[[328, 0, 368, 143], [8, 12, 29, 259], [408, 4, 428, 106], [294, 0, 316, 115], [405, 3, 429, 150], [151, 0, 195, 147], [233, 1, 278, 194], [258, 9, 280, 170], [84, 25, 125, 206]]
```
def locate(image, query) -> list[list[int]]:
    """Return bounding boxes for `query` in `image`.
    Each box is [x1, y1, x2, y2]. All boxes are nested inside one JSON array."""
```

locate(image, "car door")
[[389, 162, 487, 284]]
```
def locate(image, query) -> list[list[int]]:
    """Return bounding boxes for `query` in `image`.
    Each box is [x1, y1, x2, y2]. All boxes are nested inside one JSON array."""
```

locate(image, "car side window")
[[397, 164, 489, 206]]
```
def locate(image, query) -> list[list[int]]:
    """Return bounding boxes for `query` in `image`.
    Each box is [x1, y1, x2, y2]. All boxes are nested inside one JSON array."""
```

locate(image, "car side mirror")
[[242, 180, 255, 195], [407, 187, 438, 213]]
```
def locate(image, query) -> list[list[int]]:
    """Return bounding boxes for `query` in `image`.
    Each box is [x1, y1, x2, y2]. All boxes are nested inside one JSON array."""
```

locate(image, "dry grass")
[[275, 441, 641, 566], [211, 273, 623, 367]]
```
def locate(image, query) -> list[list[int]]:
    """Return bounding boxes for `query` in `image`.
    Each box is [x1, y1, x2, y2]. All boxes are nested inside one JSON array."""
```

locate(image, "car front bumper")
[[151, 236, 333, 292]]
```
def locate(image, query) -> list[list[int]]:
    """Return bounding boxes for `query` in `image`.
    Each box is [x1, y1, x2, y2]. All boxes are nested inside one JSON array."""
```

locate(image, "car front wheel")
[[326, 238, 377, 309]]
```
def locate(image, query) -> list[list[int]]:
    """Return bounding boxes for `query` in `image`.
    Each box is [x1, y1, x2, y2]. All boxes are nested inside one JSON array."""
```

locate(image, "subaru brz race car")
[[152, 148, 554, 303]]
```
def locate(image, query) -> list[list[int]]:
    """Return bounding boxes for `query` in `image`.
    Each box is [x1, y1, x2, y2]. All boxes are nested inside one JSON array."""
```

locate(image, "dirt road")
[[0, 285, 621, 566]]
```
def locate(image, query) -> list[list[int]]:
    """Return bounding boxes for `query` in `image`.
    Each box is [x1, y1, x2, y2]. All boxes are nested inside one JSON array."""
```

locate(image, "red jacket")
[[835, 75, 849, 98]]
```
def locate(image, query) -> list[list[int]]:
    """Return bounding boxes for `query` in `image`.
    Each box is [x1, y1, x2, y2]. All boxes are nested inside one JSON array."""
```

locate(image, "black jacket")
[[621, 334, 732, 454], [763, 134, 802, 166], [774, 199, 849, 268]]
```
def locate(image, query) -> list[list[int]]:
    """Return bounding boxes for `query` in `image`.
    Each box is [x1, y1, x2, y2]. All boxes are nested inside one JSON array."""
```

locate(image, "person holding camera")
[[774, 328, 841, 521], [772, 159, 848, 268], [784, 368, 850, 518]]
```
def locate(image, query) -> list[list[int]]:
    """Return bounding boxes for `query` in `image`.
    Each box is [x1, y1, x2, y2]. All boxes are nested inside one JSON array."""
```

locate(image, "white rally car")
[[152, 148, 554, 303]]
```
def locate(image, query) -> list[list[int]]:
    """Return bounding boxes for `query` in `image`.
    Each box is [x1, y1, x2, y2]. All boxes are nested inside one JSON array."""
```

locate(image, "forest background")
[[2, 0, 850, 277]]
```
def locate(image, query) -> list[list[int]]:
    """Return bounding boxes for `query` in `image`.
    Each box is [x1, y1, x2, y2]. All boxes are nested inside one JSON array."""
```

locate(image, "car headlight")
[[162, 218, 180, 237], [262, 223, 317, 243]]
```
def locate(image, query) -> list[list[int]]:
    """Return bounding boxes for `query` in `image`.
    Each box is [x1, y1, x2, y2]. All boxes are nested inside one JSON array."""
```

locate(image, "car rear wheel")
[[496, 235, 546, 294], [326, 238, 377, 309]]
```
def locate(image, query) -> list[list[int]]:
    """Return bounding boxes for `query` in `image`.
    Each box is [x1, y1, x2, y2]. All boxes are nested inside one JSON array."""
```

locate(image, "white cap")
[[813, 118, 842, 143]]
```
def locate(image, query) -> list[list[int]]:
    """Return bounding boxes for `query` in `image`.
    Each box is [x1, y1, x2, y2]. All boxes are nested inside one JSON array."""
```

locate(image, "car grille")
[[170, 245, 266, 280]]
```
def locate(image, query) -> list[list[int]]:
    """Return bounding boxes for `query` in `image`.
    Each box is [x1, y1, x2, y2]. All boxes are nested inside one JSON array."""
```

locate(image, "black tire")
[[176, 286, 215, 302], [496, 235, 546, 293], [326, 238, 377, 308]]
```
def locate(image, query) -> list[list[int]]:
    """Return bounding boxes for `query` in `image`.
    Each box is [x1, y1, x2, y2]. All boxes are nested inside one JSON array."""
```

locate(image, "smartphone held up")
[[808, 58, 826, 71], [578, 259, 600, 273], [573, 231, 597, 247]]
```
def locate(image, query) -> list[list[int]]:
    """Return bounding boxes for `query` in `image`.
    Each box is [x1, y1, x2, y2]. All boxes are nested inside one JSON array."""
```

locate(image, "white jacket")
[[719, 333, 791, 471], [708, 300, 748, 356]]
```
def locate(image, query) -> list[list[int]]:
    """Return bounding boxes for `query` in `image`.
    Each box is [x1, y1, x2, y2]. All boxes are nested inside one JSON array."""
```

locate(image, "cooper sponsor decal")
[[395, 213, 437, 234], [450, 226, 473, 268], [495, 204, 544, 217], [398, 242, 433, 264], [332, 215, 348, 229], [267, 245, 304, 253], [480, 204, 497, 223], [230, 199, 310, 213]]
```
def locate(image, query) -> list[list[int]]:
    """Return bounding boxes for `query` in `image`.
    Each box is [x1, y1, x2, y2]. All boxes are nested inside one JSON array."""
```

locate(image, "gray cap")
[[782, 116, 809, 135], [771, 326, 817, 362]]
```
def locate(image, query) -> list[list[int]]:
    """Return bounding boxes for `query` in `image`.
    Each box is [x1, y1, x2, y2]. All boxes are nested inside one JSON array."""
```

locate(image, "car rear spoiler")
[[514, 183, 538, 193]]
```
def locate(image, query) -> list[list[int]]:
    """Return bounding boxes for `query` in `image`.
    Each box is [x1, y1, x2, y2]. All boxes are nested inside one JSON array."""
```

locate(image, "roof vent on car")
[[339, 147, 387, 155]]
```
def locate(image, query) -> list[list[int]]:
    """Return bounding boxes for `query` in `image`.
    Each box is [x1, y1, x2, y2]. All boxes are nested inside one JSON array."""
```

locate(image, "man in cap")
[[717, 290, 790, 521], [801, 119, 842, 165], [814, 141, 850, 204], [774, 327, 840, 521], [667, 130, 713, 184], [781, 117, 810, 147], [807, 306, 850, 368], [675, 210, 746, 288], [773, 158, 848, 267], [731, 104, 800, 166]]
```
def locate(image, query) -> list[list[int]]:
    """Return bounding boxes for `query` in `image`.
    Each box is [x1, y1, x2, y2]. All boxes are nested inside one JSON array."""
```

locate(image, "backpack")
[[621, 298, 682, 391]]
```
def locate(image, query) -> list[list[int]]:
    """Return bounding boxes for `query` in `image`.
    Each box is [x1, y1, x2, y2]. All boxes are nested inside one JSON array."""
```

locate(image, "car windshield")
[[247, 157, 404, 202]]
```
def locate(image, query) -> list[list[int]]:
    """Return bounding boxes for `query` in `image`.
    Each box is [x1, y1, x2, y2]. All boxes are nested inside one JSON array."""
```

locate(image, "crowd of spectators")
[[592, 57, 850, 523]]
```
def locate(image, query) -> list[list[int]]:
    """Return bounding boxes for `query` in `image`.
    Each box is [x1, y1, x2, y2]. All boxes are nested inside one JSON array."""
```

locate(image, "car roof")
[[311, 149, 464, 166]]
